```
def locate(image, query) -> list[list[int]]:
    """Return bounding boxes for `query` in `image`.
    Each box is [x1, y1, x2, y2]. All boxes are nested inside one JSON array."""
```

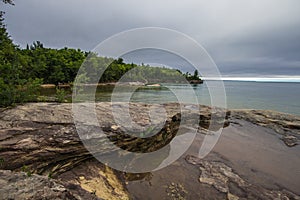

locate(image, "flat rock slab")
[[186, 155, 300, 200], [0, 103, 299, 200], [0, 170, 99, 200]]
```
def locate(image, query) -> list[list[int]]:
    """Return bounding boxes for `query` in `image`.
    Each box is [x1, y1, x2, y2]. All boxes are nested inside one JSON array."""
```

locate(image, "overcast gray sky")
[[2, 0, 300, 78]]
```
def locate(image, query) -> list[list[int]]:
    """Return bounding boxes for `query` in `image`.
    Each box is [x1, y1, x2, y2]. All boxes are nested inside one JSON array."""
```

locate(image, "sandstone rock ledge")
[[186, 155, 299, 200], [0, 103, 299, 199], [0, 102, 227, 199], [0, 170, 99, 200], [232, 109, 300, 147]]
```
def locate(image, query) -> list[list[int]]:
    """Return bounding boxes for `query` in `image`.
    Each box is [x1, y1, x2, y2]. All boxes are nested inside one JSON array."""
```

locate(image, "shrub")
[[0, 77, 42, 107], [55, 87, 66, 103]]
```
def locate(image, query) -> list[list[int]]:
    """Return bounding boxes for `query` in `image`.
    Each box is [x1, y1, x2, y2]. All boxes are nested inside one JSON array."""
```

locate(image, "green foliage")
[[184, 70, 201, 81], [0, 8, 202, 107], [27, 171, 32, 177], [193, 70, 199, 79], [0, 12, 43, 107], [55, 87, 67, 103], [81, 54, 188, 84], [21, 78, 43, 102], [18, 45, 86, 84], [21, 165, 32, 177], [0, 12, 15, 68], [0, 73, 42, 107], [48, 171, 53, 179], [36, 95, 47, 102], [0, 157, 4, 167]]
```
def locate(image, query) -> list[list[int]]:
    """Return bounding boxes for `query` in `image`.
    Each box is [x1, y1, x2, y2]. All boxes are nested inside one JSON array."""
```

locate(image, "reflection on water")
[[40, 81, 300, 115]]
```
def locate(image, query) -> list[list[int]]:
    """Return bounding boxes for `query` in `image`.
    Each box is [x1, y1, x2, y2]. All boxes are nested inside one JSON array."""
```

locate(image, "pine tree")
[[0, 10, 42, 107]]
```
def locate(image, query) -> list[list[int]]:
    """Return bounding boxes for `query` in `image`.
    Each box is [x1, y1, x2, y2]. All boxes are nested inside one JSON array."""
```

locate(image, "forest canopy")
[[0, 6, 201, 107]]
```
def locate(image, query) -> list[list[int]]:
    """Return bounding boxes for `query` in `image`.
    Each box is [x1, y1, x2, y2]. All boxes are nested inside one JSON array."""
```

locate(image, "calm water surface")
[[97, 81, 300, 116], [43, 81, 300, 116]]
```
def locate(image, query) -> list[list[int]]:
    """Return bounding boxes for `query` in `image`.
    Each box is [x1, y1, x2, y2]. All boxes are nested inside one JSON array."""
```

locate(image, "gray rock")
[[1, 102, 299, 199], [0, 102, 229, 175], [0, 170, 99, 200], [232, 109, 300, 147], [282, 135, 298, 147], [186, 155, 300, 200]]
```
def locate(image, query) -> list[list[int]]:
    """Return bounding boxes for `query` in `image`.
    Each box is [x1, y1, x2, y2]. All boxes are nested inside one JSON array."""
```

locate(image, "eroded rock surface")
[[58, 160, 130, 200], [0, 103, 299, 199], [0, 103, 229, 175], [232, 109, 300, 147], [186, 155, 300, 200], [0, 170, 99, 200], [0, 102, 229, 199]]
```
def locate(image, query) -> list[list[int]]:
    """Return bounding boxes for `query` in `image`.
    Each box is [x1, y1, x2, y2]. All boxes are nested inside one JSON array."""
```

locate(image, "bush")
[[55, 87, 66, 103], [0, 77, 42, 107]]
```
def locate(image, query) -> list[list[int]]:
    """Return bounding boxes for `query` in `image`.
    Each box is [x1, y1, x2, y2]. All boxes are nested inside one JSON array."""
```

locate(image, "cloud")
[[3, 0, 300, 76]]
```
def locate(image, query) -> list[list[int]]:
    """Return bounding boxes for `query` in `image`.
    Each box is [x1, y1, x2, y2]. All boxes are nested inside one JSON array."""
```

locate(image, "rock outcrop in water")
[[0, 103, 299, 199], [0, 103, 229, 174], [0, 102, 229, 199], [232, 109, 300, 147], [186, 155, 299, 200]]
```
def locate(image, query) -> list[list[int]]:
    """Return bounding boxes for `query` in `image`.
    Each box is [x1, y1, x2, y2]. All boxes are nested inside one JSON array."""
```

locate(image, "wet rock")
[[107, 112, 181, 153], [232, 109, 300, 147], [282, 135, 298, 147], [165, 182, 187, 200], [186, 155, 300, 200], [192, 157, 247, 194], [0, 103, 204, 199], [1, 102, 298, 199], [124, 172, 153, 182], [0, 103, 229, 175]]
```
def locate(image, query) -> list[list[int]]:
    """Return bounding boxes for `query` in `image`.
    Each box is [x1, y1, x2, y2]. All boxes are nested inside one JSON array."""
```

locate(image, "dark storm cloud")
[[207, 23, 300, 76], [2, 0, 300, 77]]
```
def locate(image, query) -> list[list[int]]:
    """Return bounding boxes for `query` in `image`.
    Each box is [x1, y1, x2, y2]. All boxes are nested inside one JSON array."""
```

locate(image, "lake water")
[[43, 81, 300, 116], [92, 81, 300, 116], [224, 81, 300, 116]]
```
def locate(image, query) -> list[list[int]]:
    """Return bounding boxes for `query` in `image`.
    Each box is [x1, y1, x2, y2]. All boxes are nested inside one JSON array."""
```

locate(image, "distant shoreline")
[[40, 80, 204, 89], [203, 77, 300, 83]]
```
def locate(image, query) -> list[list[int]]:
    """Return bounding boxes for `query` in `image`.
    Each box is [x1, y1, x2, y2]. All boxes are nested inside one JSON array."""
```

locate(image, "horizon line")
[[202, 76, 300, 83]]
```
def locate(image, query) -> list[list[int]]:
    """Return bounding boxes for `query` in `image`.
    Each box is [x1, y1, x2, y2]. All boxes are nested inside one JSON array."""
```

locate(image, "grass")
[[22, 165, 32, 177]]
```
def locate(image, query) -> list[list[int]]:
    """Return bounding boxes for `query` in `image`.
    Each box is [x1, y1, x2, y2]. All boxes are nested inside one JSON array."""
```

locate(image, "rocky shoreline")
[[0, 103, 299, 199]]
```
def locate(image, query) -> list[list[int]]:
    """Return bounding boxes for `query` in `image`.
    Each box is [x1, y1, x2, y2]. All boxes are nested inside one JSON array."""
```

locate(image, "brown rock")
[[0, 170, 99, 200], [186, 155, 300, 200]]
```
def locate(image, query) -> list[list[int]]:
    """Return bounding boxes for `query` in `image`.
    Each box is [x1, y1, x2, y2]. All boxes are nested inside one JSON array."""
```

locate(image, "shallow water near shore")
[[41, 81, 300, 116], [126, 118, 300, 199], [0, 102, 299, 199]]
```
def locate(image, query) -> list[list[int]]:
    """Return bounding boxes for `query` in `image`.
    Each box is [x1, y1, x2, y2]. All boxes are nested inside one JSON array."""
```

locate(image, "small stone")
[[111, 125, 120, 131], [227, 193, 239, 200], [282, 135, 298, 147], [63, 140, 71, 144]]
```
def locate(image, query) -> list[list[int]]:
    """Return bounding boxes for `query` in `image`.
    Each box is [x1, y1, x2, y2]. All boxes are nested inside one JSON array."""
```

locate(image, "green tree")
[[193, 70, 200, 80], [0, 9, 42, 107]]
